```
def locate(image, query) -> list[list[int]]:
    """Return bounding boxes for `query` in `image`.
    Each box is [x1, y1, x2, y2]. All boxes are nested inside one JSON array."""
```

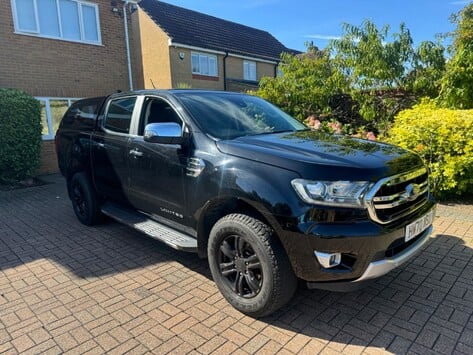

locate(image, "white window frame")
[[276, 66, 284, 78], [191, 52, 218, 77], [243, 60, 257, 81], [11, 0, 102, 45], [37, 97, 77, 140]]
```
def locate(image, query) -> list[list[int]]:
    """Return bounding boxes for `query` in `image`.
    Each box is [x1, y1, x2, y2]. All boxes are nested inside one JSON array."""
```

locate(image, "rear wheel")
[[70, 172, 101, 226], [208, 214, 297, 318]]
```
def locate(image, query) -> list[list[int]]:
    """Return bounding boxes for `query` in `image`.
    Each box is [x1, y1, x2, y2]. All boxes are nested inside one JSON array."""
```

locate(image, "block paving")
[[1, 175, 473, 354]]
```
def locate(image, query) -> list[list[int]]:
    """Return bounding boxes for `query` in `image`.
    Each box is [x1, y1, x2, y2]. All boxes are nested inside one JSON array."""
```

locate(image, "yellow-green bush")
[[386, 99, 473, 197]]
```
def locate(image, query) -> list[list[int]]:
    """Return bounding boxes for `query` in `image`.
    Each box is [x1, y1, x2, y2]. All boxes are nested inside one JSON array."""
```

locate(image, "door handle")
[[96, 142, 105, 148], [129, 149, 143, 157]]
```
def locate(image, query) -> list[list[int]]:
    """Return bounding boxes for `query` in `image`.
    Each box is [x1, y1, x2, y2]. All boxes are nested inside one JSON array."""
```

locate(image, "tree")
[[255, 20, 446, 134], [255, 46, 346, 121], [329, 20, 445, 133], [439, 3, 473, 108], [410, 40, 446, 98], [330, 21, 415, 90]]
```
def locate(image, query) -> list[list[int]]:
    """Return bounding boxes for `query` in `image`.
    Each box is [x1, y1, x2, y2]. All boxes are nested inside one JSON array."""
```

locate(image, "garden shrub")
[[0, 88, 42, 183], [386, 99, 473, 197]]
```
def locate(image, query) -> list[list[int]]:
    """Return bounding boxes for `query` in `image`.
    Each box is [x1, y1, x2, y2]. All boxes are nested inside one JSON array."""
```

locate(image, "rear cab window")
[[60, 97, 105, 130]]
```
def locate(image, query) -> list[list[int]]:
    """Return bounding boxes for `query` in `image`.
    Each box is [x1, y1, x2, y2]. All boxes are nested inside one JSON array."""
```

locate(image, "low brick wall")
[[39, 140, 59, 175]]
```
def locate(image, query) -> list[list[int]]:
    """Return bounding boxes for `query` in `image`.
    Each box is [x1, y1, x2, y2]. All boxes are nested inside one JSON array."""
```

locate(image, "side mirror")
[[144, 122, 184, 144]]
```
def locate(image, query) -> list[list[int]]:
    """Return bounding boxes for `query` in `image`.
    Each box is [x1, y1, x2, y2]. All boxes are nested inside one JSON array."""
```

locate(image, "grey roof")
[[139, 0, 294, 61]]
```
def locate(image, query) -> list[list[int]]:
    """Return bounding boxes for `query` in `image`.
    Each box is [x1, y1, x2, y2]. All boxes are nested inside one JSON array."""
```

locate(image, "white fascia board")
[[228, 53, 278, 65], [168, 41, 279, 64], [168, 41, 226, 56]]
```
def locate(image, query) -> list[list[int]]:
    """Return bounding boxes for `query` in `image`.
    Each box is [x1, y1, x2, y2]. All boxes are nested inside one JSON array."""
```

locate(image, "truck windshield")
[[177, 92, 307, 139]]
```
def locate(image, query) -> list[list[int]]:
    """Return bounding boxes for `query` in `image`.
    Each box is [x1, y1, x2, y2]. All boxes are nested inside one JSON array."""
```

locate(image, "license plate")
[[405, 210, 434, 242]]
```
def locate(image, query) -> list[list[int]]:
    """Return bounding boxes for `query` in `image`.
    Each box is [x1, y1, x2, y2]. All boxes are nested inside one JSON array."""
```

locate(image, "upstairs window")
[[243, 60, 257, 81], [12, 0, 101, 44], [191, 52, 218, 77]]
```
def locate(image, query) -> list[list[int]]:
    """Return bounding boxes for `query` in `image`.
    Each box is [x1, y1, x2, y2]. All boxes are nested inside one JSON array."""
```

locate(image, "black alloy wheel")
[[72, 181, 88, 218], [218, 234, 263, 298]]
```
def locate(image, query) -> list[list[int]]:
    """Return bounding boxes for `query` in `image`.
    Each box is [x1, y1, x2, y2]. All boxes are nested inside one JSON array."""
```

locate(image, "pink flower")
[[366, 132, 377, 141], [328, 121, 342, 134], [306, 115, 321, 130], [312, 119, 321, 130]]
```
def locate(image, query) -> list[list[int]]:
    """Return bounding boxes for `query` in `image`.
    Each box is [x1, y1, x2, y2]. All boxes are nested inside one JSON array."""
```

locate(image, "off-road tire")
[[208, 214, 297, 317]]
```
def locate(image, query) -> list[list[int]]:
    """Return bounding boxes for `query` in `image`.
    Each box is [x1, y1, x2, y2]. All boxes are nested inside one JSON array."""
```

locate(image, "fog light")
[[314, 251, 342, 269]]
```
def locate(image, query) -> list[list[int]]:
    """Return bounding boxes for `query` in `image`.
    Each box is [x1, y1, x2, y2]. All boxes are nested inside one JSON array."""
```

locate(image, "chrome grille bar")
[[364, 167, 429, 224], [373, 181, 428, 203]]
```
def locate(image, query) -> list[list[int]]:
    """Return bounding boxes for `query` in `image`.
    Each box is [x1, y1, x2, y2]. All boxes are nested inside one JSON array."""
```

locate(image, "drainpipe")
[[223, 52, 229, 91], [122, 0, 136, 90]]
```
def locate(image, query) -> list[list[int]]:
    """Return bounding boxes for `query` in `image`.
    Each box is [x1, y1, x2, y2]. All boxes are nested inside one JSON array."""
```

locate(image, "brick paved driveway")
[[1, 175, 473, 354]]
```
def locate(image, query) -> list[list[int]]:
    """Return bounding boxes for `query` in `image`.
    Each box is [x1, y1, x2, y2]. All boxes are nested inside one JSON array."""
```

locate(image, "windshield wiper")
[[248, 129, 295, 136]]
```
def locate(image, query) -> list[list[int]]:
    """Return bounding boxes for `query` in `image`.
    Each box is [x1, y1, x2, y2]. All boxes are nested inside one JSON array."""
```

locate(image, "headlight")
[[291, 179, 372, 208]]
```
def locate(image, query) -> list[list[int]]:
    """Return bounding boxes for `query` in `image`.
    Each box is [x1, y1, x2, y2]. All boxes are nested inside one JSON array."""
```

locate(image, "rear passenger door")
[[91, 96, 138, 204]]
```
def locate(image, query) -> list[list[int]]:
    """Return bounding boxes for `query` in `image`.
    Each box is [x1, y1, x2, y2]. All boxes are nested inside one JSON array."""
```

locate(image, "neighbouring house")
[[133, 0, 295, 92], [1, 0, 294, 175]]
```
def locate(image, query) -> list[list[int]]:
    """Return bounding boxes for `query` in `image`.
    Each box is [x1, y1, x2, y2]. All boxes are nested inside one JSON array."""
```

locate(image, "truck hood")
[[216, 130, 424, 181]]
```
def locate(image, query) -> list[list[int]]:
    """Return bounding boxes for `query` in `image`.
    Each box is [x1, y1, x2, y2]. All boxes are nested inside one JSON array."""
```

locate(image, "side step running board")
[[101, 202, 197, 252]]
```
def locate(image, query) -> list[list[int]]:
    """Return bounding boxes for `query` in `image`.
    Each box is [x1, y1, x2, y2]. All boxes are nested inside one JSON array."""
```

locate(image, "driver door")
[[127, 97, 188, 222]]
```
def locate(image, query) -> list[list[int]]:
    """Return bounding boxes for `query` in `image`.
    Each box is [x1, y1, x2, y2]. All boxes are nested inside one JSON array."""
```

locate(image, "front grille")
[[365, 168, 429, 224]]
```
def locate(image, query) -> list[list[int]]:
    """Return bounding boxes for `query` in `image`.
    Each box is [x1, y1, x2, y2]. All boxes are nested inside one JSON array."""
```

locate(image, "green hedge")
[[387, 100, 473, 197], [0, 88, 42, 183]]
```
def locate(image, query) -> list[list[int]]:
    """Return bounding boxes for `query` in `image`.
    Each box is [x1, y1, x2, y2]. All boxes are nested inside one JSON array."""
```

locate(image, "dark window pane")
[[104, 97, 136, 133]]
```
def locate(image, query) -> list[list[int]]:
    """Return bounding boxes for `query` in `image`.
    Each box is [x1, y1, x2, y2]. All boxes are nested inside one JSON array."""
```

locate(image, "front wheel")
[[208, 214, 297, 318], [70, 172, 101, 226]]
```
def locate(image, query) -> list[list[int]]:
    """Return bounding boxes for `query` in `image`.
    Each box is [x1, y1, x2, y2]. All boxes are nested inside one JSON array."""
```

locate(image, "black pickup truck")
[[56, 90, 435, 317]]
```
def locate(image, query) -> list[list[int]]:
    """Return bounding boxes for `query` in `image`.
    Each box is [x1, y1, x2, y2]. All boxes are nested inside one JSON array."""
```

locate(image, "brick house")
[[1, 0, 293, 174], [1, 0, 138, 174], [133, 0, 294, 92]]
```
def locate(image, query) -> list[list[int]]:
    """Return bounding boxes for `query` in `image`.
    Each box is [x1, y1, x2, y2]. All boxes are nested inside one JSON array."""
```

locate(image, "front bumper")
[[276, 200, 436, 289], [307, 224, 432, 291]]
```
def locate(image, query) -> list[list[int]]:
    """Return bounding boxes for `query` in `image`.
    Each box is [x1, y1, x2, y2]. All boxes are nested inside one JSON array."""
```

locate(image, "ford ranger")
[[55, 90, 435, 317]]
